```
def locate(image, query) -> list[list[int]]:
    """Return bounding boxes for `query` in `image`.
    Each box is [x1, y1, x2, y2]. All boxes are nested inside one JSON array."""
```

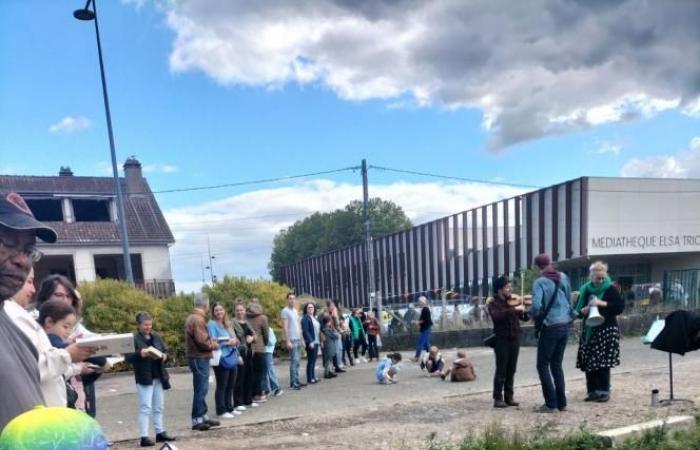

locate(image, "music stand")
[[646, 310, 699, 406]]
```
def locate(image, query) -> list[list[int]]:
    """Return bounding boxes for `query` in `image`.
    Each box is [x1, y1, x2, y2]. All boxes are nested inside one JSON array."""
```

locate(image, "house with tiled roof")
[[0, 158, 176, 297]]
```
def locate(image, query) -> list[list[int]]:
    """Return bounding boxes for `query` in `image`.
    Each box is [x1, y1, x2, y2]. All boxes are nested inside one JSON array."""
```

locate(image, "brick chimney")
[[123, 157, 146, 194], [59, 166, 74, 176]]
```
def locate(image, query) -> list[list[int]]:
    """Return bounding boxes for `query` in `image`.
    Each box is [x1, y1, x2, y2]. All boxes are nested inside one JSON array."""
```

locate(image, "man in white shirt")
[[281, 293, 305, 390]]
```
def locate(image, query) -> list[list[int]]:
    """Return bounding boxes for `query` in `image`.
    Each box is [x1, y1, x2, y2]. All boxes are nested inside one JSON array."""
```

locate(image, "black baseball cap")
[[0, 191, 57, 243]]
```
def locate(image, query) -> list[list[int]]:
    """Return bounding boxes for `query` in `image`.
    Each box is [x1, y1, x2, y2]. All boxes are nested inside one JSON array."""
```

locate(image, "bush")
[[204, 276, 291, 331], [78, 278, 293, 367]]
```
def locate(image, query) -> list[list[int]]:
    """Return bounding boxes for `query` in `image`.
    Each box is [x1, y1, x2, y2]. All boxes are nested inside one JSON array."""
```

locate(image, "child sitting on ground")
[[450, 349, 476, 382], [421, 346, 451, 380], [376, 352, 402, 384]]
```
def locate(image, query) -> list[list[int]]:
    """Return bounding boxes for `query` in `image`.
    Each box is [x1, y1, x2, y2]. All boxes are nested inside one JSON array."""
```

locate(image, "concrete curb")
[[596, 415, 696, 447]]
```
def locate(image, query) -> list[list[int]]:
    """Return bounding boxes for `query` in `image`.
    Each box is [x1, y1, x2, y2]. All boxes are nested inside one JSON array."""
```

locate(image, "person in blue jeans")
[[412, 296, 433, 362], [184, 293, 220, 431], [261, 326, 282, 396], [281, 293, 305, 390], [529, 253, 577, 413]]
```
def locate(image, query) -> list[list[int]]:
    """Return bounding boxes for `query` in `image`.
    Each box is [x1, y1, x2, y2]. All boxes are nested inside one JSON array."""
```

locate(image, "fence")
[[663, 268, 700, 310]]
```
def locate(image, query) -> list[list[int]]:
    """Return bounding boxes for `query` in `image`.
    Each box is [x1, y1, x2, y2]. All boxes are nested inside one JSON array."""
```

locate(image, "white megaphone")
[[586, 295, 605, 327]]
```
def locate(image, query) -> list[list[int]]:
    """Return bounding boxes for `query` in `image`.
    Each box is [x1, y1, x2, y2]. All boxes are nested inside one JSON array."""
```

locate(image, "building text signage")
[[591, 234, 700, 252]]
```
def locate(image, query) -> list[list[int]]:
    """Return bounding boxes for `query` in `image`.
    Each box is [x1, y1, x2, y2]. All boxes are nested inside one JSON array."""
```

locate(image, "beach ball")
[[0, 407, 108, 450]]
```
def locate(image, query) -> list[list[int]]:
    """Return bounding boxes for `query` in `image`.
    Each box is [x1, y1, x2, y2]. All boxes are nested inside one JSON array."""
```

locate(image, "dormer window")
[[25, 198, 64, 221], [72, 198, 112, 222]]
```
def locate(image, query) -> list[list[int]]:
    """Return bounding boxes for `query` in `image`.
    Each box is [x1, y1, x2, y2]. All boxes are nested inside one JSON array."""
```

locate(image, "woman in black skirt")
[[575, 261, 625, 402]]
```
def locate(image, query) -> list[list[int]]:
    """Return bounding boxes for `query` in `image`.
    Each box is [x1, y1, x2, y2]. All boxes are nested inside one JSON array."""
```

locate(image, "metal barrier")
[[664, 269, 700, 310]]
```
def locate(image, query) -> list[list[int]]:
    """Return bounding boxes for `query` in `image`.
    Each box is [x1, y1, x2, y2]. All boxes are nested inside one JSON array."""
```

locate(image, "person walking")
[[126, 312, 176, 447], [575, 260, 625, 403], [281, 293, 305, 390], [207, 302, 239, 420], [487, 275, 528, 408], [530, 253, 576, 413], [301, 303, 320, 384], [184, 293, 220, 431], [411, 297, 433, 362]]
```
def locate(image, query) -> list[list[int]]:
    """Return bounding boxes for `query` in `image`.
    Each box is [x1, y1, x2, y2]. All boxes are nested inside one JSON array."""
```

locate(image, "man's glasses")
[[0, 236, 43, 263]]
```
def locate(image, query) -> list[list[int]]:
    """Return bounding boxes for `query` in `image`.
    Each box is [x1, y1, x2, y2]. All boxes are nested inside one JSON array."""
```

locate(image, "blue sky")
[[1, 0, 699, 291]]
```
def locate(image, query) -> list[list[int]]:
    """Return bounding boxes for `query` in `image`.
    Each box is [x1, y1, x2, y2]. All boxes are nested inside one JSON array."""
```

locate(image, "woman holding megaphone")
[[575, 261, 625, 403]]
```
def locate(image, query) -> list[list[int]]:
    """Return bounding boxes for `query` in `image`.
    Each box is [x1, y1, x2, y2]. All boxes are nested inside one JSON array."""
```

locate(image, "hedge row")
[[79, 276, 292, 366]]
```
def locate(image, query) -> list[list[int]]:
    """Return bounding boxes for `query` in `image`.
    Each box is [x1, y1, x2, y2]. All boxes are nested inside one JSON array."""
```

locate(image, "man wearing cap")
[[529, 253, 576, 413], [0, 192, 57, 430]]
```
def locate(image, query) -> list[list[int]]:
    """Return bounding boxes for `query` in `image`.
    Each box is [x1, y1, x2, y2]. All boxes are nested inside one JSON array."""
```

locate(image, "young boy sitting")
[[376, 352, 402, 384], [421, 346, 451, 380], [450, 349, 476, 382]]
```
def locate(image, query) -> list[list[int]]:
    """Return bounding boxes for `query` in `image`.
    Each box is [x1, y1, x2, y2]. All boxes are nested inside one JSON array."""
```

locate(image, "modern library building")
[[279, 177, 700, 308]]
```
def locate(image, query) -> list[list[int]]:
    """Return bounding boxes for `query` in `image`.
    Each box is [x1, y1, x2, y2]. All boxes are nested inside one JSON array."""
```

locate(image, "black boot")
[[156, 432, 176, 442], [140, 437, 155, 447], [493, 399, 507, 408]]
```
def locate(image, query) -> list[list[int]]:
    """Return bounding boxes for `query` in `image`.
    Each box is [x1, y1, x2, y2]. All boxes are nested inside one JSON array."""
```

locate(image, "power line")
[[150, 166, 361, 194], [369, 164, 541, 189]]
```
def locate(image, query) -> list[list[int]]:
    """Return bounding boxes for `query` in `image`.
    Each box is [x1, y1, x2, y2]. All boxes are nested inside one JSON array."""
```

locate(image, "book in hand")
[[144, 346, 164, 360], [76, 333, 135, 357]]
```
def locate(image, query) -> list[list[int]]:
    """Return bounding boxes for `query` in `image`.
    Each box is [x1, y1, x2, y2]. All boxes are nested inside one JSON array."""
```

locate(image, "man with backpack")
[[529, 253, 577, 413]]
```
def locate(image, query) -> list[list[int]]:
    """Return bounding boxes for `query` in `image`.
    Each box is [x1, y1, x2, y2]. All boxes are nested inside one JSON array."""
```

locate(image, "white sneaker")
[[361, 357, 368, 363], [354, 359, 360, 364], [217, 412, 235, 419], [232, 410, 242, 415], [250, 402, 260, 408], [235, 406, 247, 412]]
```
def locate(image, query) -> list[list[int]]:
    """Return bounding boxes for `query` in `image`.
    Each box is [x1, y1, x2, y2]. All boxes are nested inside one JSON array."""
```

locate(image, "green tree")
[[268, 198, 412, 281]]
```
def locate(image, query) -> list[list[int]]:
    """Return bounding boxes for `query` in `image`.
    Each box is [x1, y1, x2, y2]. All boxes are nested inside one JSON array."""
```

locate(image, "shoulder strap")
[[540, 280, 561, 321]]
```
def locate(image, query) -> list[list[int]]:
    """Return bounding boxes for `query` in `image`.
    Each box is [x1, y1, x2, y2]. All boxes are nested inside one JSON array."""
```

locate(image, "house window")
[[72, 199, 111, 222], [25, 199, 64, 221]]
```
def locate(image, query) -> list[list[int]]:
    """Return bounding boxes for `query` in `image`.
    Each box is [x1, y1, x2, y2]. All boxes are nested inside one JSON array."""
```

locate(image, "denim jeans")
[[306, 343, 318, 383], [367, 334, 378, 360], [188, 357, 210, 424], [137, 380, 164, 437], [289, 339, 302, 387], [414, 327, 432, 358], [261, 352, 280, 393], [83, 381, 97, 418], [536, 325, 569, 409]]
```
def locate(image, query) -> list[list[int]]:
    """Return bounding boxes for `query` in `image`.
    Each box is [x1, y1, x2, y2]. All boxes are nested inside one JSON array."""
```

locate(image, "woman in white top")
[[3, 268, 94, 406]]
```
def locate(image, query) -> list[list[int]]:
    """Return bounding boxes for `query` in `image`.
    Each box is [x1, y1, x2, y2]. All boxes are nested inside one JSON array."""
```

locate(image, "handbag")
[[483, 333, 497, 348], [220, 347, 238, 369], [534, 280, 560, 339]]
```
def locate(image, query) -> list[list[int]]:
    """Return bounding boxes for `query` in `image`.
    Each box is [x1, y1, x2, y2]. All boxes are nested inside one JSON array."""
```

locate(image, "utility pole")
[[362, 159, 380, 327], [207, 235, 216, 284], [200, 255, 206, 285]]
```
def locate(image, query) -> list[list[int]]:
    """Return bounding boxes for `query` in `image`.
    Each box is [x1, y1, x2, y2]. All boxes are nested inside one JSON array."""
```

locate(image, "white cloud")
[[593, 141, 622, 156], [142, 164, 179, 174], [48, 116, 91, 134], [154, 0, 700, 150], [620, 136, 700, 178], [165, 179, 526, 292]]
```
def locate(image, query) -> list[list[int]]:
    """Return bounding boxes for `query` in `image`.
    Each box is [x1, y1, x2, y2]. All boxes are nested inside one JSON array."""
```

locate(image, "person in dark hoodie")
[[246, 300, 269, 404], [529, 253, 576, 413]]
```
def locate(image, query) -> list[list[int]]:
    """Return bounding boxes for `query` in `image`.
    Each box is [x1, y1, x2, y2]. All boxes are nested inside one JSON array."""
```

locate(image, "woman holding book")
[[125, 312, 175, 447]]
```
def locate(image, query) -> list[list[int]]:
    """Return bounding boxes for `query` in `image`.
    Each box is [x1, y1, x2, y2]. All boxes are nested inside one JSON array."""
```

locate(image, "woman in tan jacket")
[[246, 301, 269, 404]]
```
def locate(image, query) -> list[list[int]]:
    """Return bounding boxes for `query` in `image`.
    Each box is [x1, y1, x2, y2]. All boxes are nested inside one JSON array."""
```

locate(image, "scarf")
[[576, 275, 612, 342]]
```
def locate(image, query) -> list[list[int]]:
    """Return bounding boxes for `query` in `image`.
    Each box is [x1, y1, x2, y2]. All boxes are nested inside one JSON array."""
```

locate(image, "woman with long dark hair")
[[301, 303, 319, 384], [232, 302, 257, 410]]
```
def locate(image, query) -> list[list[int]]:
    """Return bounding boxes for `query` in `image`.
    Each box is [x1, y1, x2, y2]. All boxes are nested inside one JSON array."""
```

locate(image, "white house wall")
[[40, 245, 173, 283]]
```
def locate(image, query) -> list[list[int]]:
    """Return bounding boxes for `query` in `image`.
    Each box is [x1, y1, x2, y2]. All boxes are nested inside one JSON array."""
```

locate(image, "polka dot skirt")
[[576, 324, 621, 372]]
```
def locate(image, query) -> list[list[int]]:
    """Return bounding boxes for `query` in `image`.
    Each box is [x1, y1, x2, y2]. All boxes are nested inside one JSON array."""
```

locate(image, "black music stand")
[[649, 310, 700, 405]]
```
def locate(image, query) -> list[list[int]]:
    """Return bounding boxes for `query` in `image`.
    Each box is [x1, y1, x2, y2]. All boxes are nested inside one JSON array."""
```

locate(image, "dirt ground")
[[106, 338, 700, 450]]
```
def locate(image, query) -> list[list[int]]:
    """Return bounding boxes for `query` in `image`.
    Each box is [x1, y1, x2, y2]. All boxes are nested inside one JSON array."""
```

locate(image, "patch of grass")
[[425, 419, 700, 450]]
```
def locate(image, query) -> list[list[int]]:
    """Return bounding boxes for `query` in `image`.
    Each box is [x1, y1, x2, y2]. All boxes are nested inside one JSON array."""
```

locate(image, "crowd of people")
[[0, 189, 634, 447]]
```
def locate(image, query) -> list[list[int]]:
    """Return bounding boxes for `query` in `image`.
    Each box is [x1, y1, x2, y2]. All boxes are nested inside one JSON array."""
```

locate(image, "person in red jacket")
[[364, 310, 381, 362]]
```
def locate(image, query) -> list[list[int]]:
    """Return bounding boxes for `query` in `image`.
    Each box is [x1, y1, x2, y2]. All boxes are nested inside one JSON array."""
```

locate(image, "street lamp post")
[[74, 0, 134, 285]]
